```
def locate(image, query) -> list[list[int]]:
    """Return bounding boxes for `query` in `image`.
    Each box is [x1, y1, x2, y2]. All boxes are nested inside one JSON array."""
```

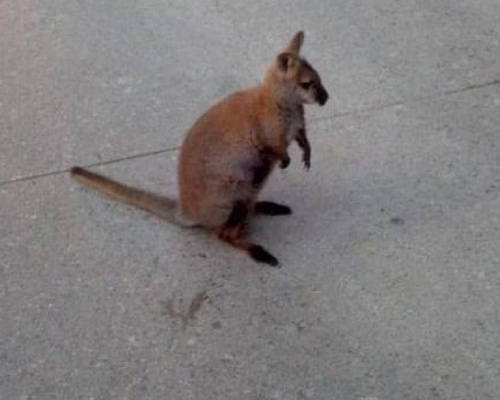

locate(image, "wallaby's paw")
[[280, 156, 291, 169]]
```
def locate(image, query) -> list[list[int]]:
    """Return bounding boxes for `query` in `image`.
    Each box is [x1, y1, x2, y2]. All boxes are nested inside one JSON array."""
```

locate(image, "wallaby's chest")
[[283, 105, 305, 145]]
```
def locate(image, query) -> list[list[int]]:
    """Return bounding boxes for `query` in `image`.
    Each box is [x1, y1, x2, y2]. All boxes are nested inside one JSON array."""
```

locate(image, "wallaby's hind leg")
[[254, 201, 292, 216], [217, 201, 279, 267]]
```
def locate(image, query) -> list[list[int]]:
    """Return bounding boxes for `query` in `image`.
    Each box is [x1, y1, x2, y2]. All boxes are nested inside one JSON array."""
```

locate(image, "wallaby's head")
[[266, 31, 329, 106]]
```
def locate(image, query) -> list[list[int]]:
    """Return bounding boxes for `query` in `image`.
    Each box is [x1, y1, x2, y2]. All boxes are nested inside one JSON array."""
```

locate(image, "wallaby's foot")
[[248, 244, 279, 266], [255, 201, 292, 216], [218, 227, 280, 267], [217, 202, 280, 267]]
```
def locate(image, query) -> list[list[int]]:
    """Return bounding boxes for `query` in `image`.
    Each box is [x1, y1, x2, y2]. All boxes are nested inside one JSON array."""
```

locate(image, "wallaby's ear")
[[283, 31, 304, 54], [276, 52, 297, 72]]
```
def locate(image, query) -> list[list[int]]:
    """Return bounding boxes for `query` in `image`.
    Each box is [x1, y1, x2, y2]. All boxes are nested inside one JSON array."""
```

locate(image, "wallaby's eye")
[[300, 81, 313, 90]]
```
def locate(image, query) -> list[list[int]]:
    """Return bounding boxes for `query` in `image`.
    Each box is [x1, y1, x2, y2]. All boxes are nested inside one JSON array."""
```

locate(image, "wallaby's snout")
[[317, 84, 329, 106]]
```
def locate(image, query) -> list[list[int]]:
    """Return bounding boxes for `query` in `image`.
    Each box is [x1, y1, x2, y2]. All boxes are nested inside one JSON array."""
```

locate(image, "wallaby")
[[71, 31, 329, 267]]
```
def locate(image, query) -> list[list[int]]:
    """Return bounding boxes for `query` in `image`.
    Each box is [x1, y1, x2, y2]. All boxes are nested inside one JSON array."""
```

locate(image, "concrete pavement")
[[1, 1, 500, 399]]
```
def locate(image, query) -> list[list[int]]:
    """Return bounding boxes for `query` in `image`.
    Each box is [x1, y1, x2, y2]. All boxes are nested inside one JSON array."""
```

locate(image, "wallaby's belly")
[[178, 136, 273, 229]]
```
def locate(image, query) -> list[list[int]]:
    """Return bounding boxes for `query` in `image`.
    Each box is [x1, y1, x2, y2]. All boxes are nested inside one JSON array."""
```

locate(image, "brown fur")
[[71, 31, 329, 266]]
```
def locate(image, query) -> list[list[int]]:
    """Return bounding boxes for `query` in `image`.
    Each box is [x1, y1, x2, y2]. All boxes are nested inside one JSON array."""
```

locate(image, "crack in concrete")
[[316, 77, 500, 122], [1, 77, 498, 188], [0, 146, 179, 187], [443, 78, 500, 96]]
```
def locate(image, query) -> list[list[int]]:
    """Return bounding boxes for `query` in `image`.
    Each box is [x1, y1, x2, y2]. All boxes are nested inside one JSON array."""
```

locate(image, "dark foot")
[[248, 245, 280, 267], [280, 156, 290, 169], [255, 201, 292, 216]]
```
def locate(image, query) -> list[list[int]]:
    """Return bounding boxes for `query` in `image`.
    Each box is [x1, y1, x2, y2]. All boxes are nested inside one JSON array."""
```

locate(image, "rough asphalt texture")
[[1, 1, 500, 399]]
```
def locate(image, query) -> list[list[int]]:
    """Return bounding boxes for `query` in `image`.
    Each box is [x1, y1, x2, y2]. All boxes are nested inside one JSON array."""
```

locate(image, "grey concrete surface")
[[1, 1, 500, 399]]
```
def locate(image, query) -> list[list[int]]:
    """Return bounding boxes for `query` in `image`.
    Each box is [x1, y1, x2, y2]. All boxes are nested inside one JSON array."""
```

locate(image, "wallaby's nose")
[[318, 87, 329, 106]]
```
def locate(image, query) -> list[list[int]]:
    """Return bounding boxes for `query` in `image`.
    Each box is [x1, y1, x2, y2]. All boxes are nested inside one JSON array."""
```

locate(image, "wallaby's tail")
[[70, 166, 195, 227]]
